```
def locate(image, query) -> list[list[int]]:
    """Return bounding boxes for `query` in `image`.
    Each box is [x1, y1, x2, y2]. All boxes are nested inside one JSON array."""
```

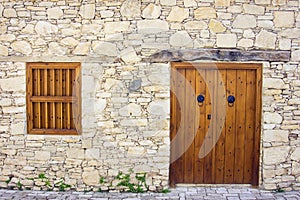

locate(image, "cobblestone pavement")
[[0, 187, 299, 200]]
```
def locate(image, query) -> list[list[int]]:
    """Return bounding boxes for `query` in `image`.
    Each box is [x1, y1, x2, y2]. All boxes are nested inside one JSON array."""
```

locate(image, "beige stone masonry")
[[0, 0, 299, 192]]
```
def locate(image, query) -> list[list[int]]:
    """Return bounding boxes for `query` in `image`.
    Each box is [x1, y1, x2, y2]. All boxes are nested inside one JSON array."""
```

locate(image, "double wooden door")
[[170, 63, 262, 186]]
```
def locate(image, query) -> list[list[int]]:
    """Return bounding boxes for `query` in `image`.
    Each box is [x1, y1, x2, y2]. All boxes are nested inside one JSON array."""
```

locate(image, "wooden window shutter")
[[26, 63, 81, 135]]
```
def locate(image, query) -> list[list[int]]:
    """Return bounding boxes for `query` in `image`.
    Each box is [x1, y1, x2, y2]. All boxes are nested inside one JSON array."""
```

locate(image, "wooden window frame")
[[26, 62, 81, 135]]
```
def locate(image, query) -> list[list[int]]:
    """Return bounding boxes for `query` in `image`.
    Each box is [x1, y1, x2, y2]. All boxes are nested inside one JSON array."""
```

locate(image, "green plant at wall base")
[[54, 180, 71, 191], [160, 188, 171, 193], [16, 181, 23, 190], [5, 178, 11, 184], [115, 171, 149, 193], [99, 177, 106, 184], [99, 170, 149, 193], [38, 173, 46, 179], [275, 188, 285, 193], [32, 173, 72, 191]]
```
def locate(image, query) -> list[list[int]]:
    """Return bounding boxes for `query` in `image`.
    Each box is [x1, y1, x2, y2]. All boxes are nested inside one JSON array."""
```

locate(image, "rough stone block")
[[0, 76, 25, 92], [170, 31, 193, 47], [35, 21, 58, 35], [208, 19, 226, 33], [243, 4, 265, 15], [255, 30, 276, 49], [73, 42, 91, 55], [291, 147, 300, 161], [263, 78, 287, 89], [142, 3, 161, 19], [104, 21, 130, 33], [274, 11, 294, 28], [167, 6, 189, 22], [35, 151, 51, 161], [264, 112, 283, 124], [215, 0, 231, 7], [216, 34, 237, 48], [82, 170, 99, 185], [184, 21, 207, 30], [137, 19, 169, 33], [120, 47, 141, 64], [232, 14, 256, 28], [264, 146, 290, 165], [92, 41, 118, 56], [47, 7, 63, 19], [79, 4, 95, 19], [183, 0, 197, 7], [3, 8, 17, 18], [160, 0, 176, 6], [194, 7, 216, 19], [0, 44, 8, 56], [120, 0, 141, 18], [66, 148, 85, 159], [11, 41, 32, 55], [119, 103, 142, 116], [263, 130, 289, 142]]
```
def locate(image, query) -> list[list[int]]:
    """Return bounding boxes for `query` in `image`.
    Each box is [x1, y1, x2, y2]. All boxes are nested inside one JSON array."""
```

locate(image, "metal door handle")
[[228, 95, 235, 106], [197, 94, 205, 106]]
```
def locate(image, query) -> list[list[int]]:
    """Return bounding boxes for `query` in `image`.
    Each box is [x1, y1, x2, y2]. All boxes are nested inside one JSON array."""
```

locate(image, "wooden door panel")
[[184, 69, 196, 183], [194, 69, 206, 183], [170, 63, 262, 186], [244, 70, 257, 183], [234, 70, 247, 183], [214, 69, 227, 184]]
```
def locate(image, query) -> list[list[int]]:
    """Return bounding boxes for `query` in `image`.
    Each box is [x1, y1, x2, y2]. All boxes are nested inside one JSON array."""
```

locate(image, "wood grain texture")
[[170, 62, 261, 186]]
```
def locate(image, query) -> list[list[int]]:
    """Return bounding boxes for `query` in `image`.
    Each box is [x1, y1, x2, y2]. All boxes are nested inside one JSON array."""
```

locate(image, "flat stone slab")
[[0, 187, 299, 200], [149, 49, 291, 62]]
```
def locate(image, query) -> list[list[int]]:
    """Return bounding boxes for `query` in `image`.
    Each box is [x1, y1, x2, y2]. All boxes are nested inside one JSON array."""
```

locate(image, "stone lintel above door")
[[149, 49, 291, 63]]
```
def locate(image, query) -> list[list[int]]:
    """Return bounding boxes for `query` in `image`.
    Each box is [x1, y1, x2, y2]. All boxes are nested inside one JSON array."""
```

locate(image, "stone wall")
[[0, 0, 299, 191]]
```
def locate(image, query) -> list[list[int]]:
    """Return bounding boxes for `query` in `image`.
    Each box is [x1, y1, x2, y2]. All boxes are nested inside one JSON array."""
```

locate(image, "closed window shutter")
[[26, 63, 81, 135]]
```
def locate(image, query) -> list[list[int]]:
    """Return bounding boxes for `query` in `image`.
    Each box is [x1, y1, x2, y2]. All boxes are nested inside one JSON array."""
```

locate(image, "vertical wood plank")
[[224, 69, 237, 184], [66, 69, 71, 129], [59, 69, 63, 129], [211, 69, 218, 183], [204, 69, 213, 183], [27, 65, 33, 132], [170, 66, 178, 186], [214, 69, 227, 183], [37, 69, 41, 128], [184, 69, 195, 183], [75, 66, 81, 133], [32, 69, 37, 128], [194, 69, 206, 183], [244, 70, 256, 183], [50, 69, 56, 129], [252, 66, 262, 186], [44, 69, 48, 129], [54, 69, 60, 129], [234, 70, 247, 183], [176, 68, 185, 184]]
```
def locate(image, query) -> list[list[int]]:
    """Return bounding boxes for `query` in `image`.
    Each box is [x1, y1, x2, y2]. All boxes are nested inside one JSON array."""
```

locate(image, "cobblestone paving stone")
[[0, 187, 300, 200]]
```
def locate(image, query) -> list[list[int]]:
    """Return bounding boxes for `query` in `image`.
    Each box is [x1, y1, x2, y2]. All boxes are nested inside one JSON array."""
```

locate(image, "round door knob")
[[227, 95, 235, 104], [197, 94, 205, 103]]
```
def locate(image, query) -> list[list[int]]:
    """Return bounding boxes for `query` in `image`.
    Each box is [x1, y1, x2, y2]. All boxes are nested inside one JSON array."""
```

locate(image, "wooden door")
[[170, 63, 262, 186]]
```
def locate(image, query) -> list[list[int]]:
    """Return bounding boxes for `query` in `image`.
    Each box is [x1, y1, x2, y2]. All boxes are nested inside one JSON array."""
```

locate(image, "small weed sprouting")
[[38, 173, 46, 179], [5, 178, 11, 184], [99, 177, 106, 184], [16, 181, 23, 190], [160, 188, 171, 194], [275, 188, 285, 193], [54, 180, 71, 191]]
